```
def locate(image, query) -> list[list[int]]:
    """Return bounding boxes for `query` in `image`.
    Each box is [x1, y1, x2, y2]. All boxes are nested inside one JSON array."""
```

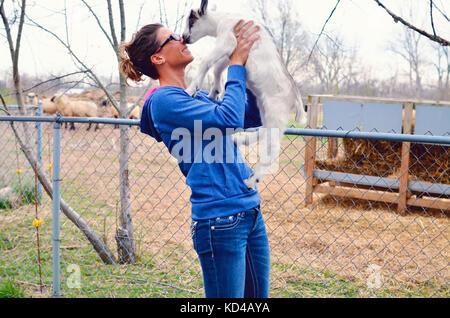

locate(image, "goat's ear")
[[199, 0, 208, 16]]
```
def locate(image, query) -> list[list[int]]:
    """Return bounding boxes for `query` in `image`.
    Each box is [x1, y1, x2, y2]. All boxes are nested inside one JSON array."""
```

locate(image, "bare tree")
[[254, 0, 309, 78], [81, 0, 137, 264], [0, 0, 117, 264], [431, 43, 450, 99], [389, 22, 425, 98], [25, 0, 140, 264], [310, 35, 359, 94]]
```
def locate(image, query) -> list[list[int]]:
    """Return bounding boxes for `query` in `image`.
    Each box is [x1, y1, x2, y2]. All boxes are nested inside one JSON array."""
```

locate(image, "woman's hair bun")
[[119, 43, 144, 83]]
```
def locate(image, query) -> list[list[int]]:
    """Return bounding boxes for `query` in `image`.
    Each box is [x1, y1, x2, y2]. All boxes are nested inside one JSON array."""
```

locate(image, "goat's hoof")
[[186, 85, 199, 97], [208, 90, 221, 101], [244, 175, 259, 190]]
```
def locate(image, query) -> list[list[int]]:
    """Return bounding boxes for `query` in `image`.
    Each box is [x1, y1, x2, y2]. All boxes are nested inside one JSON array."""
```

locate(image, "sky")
[[1, 0, 449, 87]]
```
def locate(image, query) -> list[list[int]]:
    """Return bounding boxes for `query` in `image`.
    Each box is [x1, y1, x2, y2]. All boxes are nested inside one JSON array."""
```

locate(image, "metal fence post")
[[35, 101, 43, 201], [52, 118, 62, 298]]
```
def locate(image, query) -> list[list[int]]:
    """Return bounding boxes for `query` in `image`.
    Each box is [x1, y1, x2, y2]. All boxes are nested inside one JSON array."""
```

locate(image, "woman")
[[119, 21, 270, 298]]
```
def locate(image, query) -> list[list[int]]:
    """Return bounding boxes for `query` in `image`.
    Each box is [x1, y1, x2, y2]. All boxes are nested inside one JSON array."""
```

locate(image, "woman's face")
[[154, 27, 194, 67]]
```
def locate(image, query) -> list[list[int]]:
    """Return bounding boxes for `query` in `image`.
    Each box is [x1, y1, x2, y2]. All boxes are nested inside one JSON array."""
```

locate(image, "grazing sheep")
[[52, 95, 100, 131], [68, 89, 106, 108], [26, 92, 38, 105], [101, 98, 141, 128], [41, 97, 57, 115]]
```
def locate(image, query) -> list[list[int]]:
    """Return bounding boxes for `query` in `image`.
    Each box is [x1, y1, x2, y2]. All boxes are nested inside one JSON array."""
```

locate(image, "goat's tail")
[[294, 87, 307, 125]]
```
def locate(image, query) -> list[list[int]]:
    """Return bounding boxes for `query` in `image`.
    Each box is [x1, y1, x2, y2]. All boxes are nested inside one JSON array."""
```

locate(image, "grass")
[[0, 88, 17, 106], [1, 203, 447, 298], [0, 177, 40, 210], [270, 263, 448, 298], [0, 280, 26, 298]]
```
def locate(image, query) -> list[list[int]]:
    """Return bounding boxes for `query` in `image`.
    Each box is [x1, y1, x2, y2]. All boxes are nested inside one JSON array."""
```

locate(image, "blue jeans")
[[191, 205, 270, 298]]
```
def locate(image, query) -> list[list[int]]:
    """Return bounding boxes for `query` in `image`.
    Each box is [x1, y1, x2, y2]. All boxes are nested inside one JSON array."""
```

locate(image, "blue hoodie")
[[140, 65, 262, 221]]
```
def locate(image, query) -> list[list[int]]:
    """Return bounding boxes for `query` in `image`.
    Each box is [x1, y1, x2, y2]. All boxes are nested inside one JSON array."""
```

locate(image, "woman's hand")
[[229, 20, 260, 66]]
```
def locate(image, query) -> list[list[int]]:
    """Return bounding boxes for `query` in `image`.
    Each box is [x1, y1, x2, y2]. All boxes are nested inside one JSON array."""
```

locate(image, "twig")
[[23, 71, 89, 93], [432, 1, 450, 22], [34, 161, 44, 294], [430, 0, 437, 37], [306, 0, 342, 65], [373, 0, 450, 46], [0, 93, 11, 115]]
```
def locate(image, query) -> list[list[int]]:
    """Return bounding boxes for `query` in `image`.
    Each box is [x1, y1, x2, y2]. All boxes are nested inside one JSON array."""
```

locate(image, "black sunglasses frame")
[[154, 34, 182, 54]]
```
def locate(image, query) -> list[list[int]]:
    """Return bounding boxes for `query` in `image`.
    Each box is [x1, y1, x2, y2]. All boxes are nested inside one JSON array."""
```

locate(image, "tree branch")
[[80, 0, 115, 51], [106, 0, 118, 49], [374, 0, 449, 46], [25, 13, 120, 111]]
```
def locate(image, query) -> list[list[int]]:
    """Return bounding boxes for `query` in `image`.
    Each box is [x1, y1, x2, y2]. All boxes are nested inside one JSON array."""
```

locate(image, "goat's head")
[[182, 0, 216, 44]]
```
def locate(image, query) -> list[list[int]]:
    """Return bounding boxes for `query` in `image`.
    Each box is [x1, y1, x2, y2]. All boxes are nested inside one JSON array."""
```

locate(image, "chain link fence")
[[0, 98, 448, 298]]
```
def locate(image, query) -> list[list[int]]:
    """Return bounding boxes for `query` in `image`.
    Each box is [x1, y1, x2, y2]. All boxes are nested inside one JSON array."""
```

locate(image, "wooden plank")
[[315, 184, 449, 211], [305, 96, 319, 205], [314, 184, 399, 203], [398, 102, 413, 214], [311, 95, 450, 107], [407, 196, 450, 211]]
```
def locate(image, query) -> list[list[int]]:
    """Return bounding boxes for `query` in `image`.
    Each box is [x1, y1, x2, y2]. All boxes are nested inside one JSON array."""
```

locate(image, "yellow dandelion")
[[46, 164, 52, 169], [16, 169, 23, 174], [33, 219, 45, 228]]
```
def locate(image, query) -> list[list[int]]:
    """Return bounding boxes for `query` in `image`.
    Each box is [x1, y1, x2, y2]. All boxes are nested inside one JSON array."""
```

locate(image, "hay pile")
[[315, 138, 449, 185]]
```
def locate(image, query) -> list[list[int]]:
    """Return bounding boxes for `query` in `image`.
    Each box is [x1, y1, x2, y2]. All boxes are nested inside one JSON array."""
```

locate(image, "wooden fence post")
[[398, 102, 413, 214], [305, 96, 319, 205]]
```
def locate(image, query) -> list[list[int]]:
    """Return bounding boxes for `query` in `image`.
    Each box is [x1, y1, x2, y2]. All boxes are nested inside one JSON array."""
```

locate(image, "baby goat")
[[182, 0, 307, 189]]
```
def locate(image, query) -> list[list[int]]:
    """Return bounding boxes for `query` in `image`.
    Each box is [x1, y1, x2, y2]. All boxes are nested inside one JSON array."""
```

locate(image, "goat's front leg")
[[186, 32, 237, 97], [208, 56, 229, 101]]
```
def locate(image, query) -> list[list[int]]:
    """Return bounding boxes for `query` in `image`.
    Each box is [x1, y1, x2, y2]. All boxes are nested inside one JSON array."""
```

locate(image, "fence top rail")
[[308, 95, 450, 107], [0, 115, 140, 126], [0, 115, 449, 145]]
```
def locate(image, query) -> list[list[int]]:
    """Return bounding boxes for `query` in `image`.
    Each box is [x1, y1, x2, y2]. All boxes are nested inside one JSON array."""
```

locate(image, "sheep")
[[52, 95, 99, 131], [41, 97, 57, 115], [26, 92, 38, 105], [101, 98, 141, 129]]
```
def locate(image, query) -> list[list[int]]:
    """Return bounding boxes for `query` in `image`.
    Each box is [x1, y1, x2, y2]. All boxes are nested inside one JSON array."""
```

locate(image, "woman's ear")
[[151, 54, 165, 65]]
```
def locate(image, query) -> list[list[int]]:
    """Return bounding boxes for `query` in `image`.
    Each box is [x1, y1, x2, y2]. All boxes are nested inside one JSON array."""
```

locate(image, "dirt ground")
[[1, 122, 449, 296]]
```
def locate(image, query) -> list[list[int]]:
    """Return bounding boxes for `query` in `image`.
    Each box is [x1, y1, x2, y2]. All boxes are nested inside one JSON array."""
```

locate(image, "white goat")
[[182, 0, 307, 189]]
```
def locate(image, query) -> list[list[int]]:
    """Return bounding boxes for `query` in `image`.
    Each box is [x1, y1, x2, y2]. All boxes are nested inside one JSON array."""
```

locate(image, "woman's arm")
[[151, 65, 249, 135]]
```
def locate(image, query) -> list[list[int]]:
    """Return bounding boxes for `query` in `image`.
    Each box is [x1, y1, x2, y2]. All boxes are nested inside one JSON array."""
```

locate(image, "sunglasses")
[[154, 34, 182, 54]]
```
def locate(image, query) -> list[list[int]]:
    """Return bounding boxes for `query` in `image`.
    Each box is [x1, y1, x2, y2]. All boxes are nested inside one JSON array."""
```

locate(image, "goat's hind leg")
[[244, 127, 282, 189], [244, 103, 286, 189]]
